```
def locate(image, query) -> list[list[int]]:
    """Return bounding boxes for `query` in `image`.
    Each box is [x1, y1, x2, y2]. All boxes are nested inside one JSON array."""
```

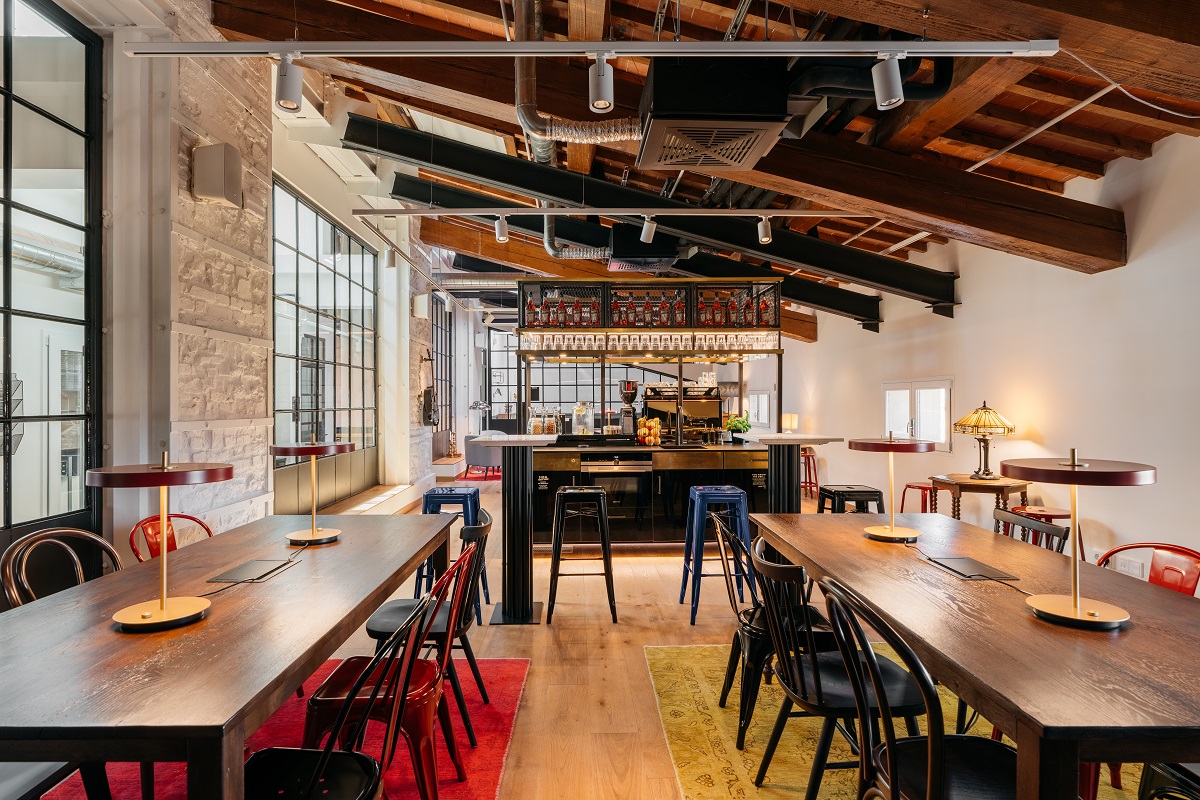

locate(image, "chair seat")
[[366, 598, 452, 641], [313, 656, 443, 719], [244, 747, 381, 800], [794, 651, 926, 715], [874, 734, 1017, 800]]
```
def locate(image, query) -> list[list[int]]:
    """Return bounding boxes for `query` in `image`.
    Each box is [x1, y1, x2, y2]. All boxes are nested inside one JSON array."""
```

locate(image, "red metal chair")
[[799, 446, 819, 499], [303, 544, 477, 799], [128, 513, 214, 562], [900, 482, 934, 512], [1081, 543, 1200, 800]]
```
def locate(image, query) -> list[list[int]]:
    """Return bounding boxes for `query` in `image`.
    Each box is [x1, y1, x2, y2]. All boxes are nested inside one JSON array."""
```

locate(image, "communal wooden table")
[[0, 513, 452, 800], [751, 511, 1200, 800]]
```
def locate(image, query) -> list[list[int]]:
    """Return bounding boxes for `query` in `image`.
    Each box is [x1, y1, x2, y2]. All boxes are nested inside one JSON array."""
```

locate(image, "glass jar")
[[572, 401, 593, 435], [529, 406, 544, 435], [545, 409, 558, 435]]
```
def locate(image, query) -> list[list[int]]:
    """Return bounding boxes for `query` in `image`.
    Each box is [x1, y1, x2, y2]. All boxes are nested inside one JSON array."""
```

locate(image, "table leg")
[[1016, 721, 1079, 800], [1021, 491, 1029, 506], [951, 490, 961, 519], [187, 727, 245, 800], [492, 445, 543, 625], [995, 493, 1005, 533], [930, 486, 939, 514], [79, 763, 113, 800], [767, 444, 803, 513]]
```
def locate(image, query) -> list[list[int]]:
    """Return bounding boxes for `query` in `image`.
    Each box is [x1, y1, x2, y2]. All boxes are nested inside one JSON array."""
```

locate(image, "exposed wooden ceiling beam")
[[778, 308, 818, 343], [934, 127, 1107, 178], [1003, 73, 1200, 137], [974, 103, 1153, 160], [871, 57, 1039, 154], [568, 0, 610, 41], [721, 132, 1124, 272], [417, 217, 620, 278], [788, 0, 1200, 102], [910, 150, 1065, 193]]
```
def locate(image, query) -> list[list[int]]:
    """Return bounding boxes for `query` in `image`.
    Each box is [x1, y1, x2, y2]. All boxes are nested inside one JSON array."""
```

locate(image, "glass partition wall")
[[1, 0, 101, 548]]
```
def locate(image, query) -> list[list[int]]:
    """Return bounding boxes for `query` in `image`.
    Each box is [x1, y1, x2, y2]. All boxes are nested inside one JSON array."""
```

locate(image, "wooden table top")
[[0, 514, 450, 741], [930, 473, 1030, 489], [750, 512, 1200, 749]]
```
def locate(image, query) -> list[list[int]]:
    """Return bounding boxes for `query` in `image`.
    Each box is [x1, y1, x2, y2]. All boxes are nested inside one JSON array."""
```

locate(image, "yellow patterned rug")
[[646, 644, 1141, 800]]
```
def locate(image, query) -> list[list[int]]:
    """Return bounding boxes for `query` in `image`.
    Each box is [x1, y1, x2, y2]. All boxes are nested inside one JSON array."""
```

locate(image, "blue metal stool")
[[414, 487, 490, 622], [680, 485, 751, 625]]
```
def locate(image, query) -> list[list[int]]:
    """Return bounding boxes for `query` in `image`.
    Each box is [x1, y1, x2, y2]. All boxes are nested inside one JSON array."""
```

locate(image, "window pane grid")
[[272, 182, 377, 467]]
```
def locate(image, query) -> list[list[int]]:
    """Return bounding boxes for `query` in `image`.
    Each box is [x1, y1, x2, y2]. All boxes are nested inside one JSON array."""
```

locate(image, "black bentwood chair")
[[749, 539, 926, 799], [244, 593, 435, 800], [821, 576, 1019, 800], [365, 508, 493, 748], [713, 515, 837, 750]]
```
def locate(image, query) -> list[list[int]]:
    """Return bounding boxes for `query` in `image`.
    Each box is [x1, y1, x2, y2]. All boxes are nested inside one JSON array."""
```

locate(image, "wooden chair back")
[[994, 508, 1071, 554], [750, 537, 824, 709]]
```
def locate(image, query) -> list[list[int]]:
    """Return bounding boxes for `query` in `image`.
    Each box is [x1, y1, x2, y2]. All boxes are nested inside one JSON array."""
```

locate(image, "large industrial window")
[[272, 183, 377, 466], [0, 0, 101, 545], [431, 294, 453, 458]]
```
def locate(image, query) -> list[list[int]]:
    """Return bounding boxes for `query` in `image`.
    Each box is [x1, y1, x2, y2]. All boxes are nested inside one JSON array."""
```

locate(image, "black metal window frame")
[[271, 180, 377, 467], [0, 0, 102, 548]]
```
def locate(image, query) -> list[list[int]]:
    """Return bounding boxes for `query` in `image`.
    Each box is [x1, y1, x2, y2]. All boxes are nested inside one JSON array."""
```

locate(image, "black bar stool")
[[817, 484, 885, 513], [547, 486, 617, 624]]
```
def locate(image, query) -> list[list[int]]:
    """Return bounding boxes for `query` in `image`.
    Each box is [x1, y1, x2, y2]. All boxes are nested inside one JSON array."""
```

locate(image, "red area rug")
[[460, 470, 501, 482], [46, 658, 529, 799]]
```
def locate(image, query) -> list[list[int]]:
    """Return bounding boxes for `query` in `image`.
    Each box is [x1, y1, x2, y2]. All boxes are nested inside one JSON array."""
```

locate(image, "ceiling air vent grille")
[[648, 124, 781, 169]]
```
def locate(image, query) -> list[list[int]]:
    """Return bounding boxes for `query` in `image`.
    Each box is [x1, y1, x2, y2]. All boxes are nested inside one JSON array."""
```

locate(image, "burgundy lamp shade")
[[86, 463, 234, 488], [270, 442, 356, 457], [849, 438, 936, 453], [1000, 458, 1156, 487]]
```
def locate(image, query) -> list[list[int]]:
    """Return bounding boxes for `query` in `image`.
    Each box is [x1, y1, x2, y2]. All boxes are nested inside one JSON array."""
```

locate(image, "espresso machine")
[[619, 380, 639, 435]]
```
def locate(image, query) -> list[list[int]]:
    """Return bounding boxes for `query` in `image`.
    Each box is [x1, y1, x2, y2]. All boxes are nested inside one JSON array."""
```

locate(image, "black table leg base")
[[490, 601, 544, 625]]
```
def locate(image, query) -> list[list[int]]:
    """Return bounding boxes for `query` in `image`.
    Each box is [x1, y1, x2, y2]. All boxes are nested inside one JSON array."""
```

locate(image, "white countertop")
[[736, 433, 845, 445], [474, 435, 558, 446]]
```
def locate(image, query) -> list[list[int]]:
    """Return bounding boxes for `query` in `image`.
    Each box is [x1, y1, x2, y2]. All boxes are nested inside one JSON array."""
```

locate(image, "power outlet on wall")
[[1115, 555, 1145, 579], [1088, 548, 1103, 564]]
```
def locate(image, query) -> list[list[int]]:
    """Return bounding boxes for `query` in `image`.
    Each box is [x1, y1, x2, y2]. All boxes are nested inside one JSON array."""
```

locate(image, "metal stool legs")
[[547, 489, 617, 624]]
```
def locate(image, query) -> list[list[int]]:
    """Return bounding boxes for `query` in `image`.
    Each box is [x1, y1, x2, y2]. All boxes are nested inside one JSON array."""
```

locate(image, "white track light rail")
[[352, 207, 876, 218], [124, 39, 1058, 61]]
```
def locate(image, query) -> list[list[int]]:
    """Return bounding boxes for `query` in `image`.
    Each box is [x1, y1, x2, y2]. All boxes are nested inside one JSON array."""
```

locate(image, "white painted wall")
[[782, 132, 1200, 570]]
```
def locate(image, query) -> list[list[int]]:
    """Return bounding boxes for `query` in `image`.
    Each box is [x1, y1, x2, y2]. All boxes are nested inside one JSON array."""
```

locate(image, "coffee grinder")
[[619, 380, 639, 435]]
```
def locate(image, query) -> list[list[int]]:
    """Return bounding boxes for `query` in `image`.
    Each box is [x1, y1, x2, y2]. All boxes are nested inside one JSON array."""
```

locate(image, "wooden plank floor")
[[333, 481, 817, 799]]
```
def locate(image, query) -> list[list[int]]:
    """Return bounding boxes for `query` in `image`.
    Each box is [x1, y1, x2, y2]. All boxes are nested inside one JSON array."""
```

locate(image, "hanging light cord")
[[1061, 49, 1200, 119]]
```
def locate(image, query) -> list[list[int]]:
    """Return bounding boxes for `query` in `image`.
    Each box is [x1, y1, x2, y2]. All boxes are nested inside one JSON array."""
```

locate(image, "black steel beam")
[[344, 114, 956, 313], [390, 174, 882, 326]]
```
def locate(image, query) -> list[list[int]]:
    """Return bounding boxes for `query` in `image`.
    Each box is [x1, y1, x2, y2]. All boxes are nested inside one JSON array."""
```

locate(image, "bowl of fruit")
[[637, 416, 663, 446]]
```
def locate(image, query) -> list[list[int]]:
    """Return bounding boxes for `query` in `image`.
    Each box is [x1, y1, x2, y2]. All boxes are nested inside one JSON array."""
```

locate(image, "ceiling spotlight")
[[495, 216, 509, 243], [757, 217, 773, 244], [589, 55, 614, 114], [275, 54, 303, 113], [871, 55, 905, 111], [384, 248, 397, 269], [640, 216, 657, 243]]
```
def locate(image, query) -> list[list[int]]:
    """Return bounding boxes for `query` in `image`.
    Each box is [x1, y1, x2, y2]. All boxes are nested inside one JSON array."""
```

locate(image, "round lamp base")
[[864, 525, 921, 543], [1026, 594, 1129, 630], [286, 528, 341, 546], [113, 596, 210, 632], [969, 472, 1000, 481]]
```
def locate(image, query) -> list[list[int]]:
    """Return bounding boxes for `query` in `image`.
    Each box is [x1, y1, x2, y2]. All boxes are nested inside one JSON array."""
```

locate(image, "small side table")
[[929, 473, 1030, 532]]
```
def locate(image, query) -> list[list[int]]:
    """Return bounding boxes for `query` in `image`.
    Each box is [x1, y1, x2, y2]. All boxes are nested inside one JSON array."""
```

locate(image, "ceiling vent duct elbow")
[[636, 57, 791, 172]]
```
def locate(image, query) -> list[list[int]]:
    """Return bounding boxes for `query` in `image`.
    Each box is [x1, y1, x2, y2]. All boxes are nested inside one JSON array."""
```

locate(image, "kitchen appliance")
[[619, 380, 639, 435], [580, 450, 653, 540], [644, 384, 723, 443]]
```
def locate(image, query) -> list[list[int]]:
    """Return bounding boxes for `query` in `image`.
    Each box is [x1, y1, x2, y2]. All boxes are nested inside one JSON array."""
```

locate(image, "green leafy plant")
[[726, 413, 751, 433]]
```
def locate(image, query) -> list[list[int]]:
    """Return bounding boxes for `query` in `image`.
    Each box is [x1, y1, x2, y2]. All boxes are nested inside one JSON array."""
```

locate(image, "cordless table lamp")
[[270, 439, 356, 545], [848, 434, 936, 542], [86, 453, 233, 631], [1001, 449, 1156, 630], [953, 401, 1015, 480]]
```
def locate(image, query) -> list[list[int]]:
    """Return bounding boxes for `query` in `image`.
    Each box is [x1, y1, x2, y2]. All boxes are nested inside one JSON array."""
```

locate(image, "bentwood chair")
[[993, 508, 1073, 555], [128, 513, 214, 562], [305, 545, 476, 799], [821, 576, 1019, 800], [1, 529, 152, 800], [750, 539, 926, 799], [245, 594, 435, 800], [366, 509, 493, 747]]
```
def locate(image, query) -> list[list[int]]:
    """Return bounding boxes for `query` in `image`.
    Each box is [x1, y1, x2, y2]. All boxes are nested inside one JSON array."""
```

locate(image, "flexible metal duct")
[[513, 0, 641, 164], [542, 215, 610, 260], [12, 239, 84, 278]]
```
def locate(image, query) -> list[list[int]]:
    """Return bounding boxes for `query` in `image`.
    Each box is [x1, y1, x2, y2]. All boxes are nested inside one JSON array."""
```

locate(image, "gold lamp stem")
[[159, 483, 168, 612], [1070, 482, 1080, 613], [310, 453, 318, 536], [887, 450, 896, 532]]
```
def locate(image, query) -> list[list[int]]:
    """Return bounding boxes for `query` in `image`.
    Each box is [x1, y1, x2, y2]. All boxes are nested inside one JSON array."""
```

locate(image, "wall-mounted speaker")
[[192, 142, 243, 208]]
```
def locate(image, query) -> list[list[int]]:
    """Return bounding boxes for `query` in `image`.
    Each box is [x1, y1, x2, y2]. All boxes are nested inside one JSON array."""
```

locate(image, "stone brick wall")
[[163, 0, 273, 527]]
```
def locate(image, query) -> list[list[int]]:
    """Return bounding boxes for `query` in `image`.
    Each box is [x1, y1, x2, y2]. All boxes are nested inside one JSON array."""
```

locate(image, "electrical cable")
[[1061, 49, 1200, 119], [198, 541, 311, 598]]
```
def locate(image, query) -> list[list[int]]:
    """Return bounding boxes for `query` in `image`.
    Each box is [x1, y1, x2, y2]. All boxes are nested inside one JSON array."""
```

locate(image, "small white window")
[[882, 378, 953, 452]]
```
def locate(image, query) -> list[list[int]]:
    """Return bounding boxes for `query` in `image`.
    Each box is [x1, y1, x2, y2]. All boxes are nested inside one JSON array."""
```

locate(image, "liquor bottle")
[[713, 296, 726, 327], [590, 299, 601, 327], [526, 297, 538, 327], [727, 296, 740, 327], [572, 299, 582, 326], [643, 297, 654, 327], [673, 296, 687, 327], [758, 297, 771, 326], [744, 295, 755, 328], [611, 298, 621, 327], [659, 297, 671, 326], [539, 300, 551, 327], [557, 299, 567, 327], [626, 299, 637, 327], [697, 298, 709, 327]]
